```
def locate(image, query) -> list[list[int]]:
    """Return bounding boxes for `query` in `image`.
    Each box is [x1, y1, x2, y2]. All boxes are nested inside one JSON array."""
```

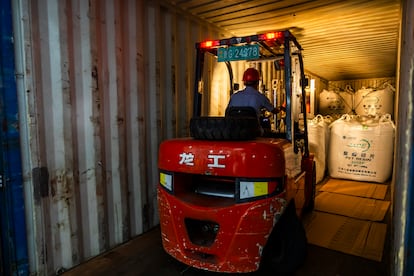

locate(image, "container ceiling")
[[164, 0, 401, 81]]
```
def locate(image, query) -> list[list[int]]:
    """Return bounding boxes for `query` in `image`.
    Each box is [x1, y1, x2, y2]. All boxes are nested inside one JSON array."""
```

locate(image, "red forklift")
[[157, 30, 315, 274]]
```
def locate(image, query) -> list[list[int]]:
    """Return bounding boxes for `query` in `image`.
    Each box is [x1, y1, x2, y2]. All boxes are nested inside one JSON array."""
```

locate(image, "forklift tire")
[[260, 201, 307, 275], [190, 116, 259, 140]]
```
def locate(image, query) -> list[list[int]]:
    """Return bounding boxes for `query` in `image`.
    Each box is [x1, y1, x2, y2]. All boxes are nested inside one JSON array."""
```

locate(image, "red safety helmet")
[[242, 68, 260, 83]]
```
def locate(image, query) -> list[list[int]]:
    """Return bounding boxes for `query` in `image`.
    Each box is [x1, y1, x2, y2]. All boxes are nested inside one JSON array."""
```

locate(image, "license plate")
[[217, 44, 260, 62]]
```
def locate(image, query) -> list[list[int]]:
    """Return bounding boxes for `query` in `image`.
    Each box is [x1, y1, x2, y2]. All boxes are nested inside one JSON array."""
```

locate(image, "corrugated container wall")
[[12, 0, 223, 274]]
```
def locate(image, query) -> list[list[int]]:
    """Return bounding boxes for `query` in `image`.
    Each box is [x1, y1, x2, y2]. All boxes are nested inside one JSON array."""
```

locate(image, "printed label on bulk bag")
[[328, 114, 394, 183]]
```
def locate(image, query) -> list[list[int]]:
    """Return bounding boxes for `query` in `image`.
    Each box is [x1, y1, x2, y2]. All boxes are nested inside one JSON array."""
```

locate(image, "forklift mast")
[[193, 30, 309, 156]]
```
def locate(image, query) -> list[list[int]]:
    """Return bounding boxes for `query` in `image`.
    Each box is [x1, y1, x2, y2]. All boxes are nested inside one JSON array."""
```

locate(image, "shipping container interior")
[[0, 0, 412, 275]]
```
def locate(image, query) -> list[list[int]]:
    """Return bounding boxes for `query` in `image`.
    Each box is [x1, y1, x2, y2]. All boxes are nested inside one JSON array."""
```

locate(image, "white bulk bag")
[[283, 144, 302, 178], [307, 115, 331, 183], [319, 89, 353, 116], [354, 84, 395, 117], [328, 114, 395, 183]]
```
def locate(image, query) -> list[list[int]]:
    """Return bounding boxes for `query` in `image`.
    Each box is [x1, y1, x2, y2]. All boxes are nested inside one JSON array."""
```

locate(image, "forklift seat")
[[225, 106, 258, 119]]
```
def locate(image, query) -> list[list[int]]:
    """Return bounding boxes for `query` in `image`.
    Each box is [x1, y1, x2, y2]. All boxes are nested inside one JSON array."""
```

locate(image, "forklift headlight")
[[160, 171, 173, 192]]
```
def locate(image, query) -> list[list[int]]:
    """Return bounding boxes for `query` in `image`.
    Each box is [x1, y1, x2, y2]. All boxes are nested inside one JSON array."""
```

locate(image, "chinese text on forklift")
[[157, 30, 316, 274]]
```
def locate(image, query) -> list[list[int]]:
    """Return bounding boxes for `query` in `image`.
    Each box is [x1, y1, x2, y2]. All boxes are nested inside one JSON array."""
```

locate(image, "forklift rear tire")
[[190, 116, 259, 140], [260, 201, 307, 275]]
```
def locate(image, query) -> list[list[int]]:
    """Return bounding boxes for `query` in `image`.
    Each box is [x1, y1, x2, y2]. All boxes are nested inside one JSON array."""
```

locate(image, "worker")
[[226, 68, 284, 118]]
